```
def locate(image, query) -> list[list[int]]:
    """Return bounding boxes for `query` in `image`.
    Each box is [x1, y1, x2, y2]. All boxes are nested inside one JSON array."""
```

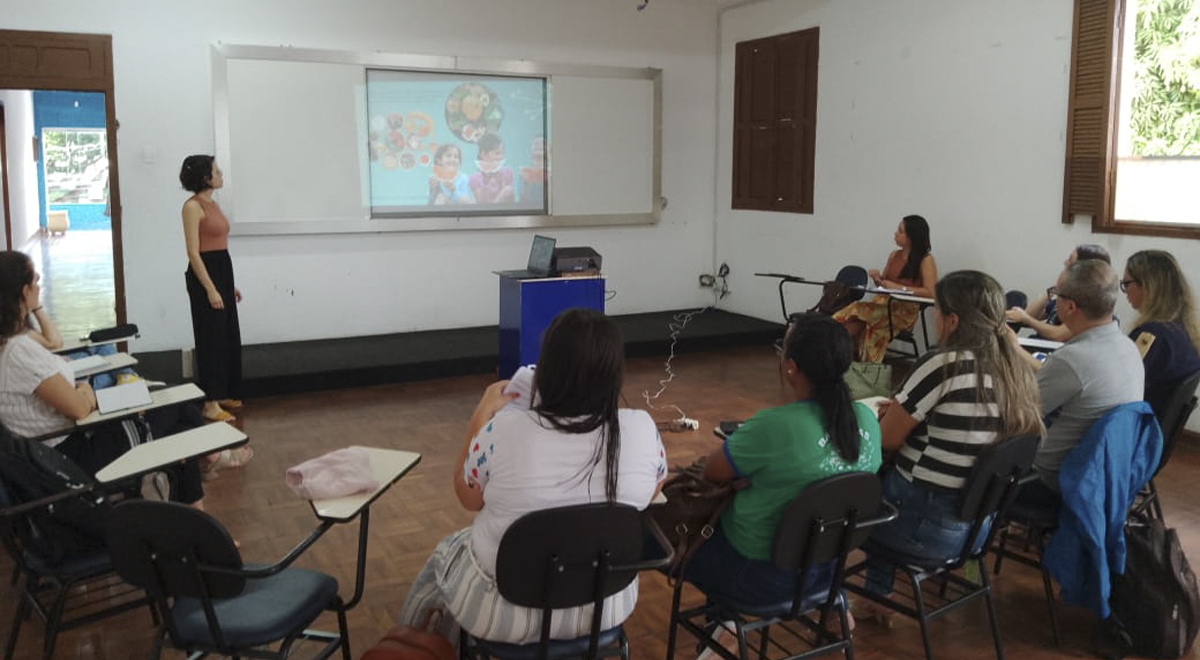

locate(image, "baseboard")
[[132, 309, 781, 398]]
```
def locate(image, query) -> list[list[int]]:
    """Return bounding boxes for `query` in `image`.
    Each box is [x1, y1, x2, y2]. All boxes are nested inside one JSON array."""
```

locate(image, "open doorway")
[[0, 30, 125, 341]]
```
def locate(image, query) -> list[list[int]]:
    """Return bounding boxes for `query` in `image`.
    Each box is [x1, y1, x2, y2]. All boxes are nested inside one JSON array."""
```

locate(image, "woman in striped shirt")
[[858, 270, 1043, 616]]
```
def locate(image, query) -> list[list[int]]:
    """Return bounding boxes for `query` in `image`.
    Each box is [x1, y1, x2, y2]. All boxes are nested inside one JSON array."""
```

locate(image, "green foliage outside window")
[[1130, 0, 1200, 156]]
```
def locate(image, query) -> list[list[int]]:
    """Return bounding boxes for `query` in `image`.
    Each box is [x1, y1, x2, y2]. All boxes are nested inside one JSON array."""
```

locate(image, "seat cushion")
[[720, 588, 833, 619], [472, 626, 624, 660], [171, 567, 338, 648]]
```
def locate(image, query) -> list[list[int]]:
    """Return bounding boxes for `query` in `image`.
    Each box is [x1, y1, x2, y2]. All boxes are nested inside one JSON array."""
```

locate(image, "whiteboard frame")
[[212, 44, 662, 236]]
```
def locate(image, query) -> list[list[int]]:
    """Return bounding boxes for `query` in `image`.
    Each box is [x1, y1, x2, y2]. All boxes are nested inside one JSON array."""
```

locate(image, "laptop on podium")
[[495, 235, 556, 279]]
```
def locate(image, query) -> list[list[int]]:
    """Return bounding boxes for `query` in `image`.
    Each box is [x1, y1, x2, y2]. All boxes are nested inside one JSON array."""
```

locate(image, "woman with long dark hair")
[[0, 251, 206, 506], [397, 308, 666, 645], [858, 271, 1043, 622], [833, 215, 937, 362], [1122, 249, 1200, 418], [682, 313, 882, 642]]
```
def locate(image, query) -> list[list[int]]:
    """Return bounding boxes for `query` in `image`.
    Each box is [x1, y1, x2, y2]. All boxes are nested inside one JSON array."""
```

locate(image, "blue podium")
[[498, 275, 604, 379]]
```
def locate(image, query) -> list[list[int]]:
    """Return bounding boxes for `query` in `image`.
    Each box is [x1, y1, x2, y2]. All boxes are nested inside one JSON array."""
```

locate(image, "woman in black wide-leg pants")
[[185, 249, 242, 403], [179, 155, 249, 443]]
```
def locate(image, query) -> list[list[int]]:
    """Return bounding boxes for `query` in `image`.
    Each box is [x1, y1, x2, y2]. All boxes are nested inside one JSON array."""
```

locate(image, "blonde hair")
[[934, 270, 1045, 439], [1127, 250, 1200, 351]]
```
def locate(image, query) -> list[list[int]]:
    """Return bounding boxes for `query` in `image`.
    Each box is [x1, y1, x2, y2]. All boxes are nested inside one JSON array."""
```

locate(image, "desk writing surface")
[[310, 447, 422, 522], [80, 352, 138, 377], [76, 383, 204, 426], [56, 335, 129, 355], [1018, 336, 1064, 352], [95, 423, 247, 483]]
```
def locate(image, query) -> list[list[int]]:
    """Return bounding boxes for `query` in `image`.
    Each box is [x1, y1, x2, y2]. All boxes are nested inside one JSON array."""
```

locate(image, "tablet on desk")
[[95, 380, 153, 414]]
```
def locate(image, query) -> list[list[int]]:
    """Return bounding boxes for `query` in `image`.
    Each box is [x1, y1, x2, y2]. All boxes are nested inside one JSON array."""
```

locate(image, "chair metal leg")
[[978, 567, 1005, 660], [1033, 532, 1062, 647], [838, 605, 855, 660], [4, 590, 30, 660], [150, 626, 167, 660], [665, 580, 685, 660], [734, 621, 749, 660], [41, 586, 71, 660], [907, 572, 936, 660], [337, 605, 352, 660], [992, 525, 1011, 576]]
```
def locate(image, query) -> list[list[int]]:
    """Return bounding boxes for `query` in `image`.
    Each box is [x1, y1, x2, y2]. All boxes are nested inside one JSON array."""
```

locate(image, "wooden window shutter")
[[732, 27, 818, 214], [1061, 0, 1122, 224]]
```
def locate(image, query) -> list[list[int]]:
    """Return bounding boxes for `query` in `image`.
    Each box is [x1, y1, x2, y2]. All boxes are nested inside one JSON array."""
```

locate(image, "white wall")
[[2, 0, 720, 350], [0, 90, 40, 247], [716, 0, 1200, 431]]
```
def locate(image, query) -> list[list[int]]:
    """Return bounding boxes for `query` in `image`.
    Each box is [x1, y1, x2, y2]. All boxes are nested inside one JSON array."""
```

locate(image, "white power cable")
[[642, 307, 708, 430]]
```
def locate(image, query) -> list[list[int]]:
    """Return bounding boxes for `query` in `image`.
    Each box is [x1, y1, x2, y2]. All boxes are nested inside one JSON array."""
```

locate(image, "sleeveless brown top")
[[194, 196, 230, 252]]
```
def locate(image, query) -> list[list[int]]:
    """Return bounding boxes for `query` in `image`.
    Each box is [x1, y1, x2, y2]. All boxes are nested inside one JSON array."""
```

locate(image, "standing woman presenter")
[[179, 155, 247, 431]]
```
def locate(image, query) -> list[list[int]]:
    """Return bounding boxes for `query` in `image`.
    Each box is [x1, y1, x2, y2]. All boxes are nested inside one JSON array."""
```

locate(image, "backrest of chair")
[[1005, 290, 1028, 311], [105, 500, 244, 600], [771, 472, 882, 572], [954, 435, 1040, 563], [959, 434, 1040, 523], [836, 265, 868, 303], [1155, 369, 1200, 476], [495, 503, 642, 610]]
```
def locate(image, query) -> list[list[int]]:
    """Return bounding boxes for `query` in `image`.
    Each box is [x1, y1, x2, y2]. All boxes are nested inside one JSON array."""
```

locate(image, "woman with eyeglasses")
[[1005, 244, 1110, 342], [832, 215, 937, 363], [857, 271, 1043, 624], [1121, 250, 1200, 419]]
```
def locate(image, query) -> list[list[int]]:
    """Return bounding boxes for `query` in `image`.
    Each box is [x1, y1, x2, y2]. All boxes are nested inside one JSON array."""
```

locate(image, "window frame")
[[731, 27, 819, 214], [1062, 0, 1200, 239]]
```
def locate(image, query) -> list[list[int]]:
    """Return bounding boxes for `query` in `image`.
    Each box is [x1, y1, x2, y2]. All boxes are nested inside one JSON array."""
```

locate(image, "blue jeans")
[[864, 470, 990, 596], [682, 526, 834, 614]]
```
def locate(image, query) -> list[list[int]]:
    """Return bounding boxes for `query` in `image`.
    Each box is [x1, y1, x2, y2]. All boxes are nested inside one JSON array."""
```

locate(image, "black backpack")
[[0, 426, 111, 562], [1106, 514, 1200, 658]]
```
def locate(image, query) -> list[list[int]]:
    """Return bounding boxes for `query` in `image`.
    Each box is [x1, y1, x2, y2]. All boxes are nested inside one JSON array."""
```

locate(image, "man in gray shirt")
[[1011, 259, 1144, 507]]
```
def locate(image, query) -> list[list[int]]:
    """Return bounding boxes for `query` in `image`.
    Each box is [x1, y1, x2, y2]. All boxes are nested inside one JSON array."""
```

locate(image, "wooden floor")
[[3, 344, 1199, 659]]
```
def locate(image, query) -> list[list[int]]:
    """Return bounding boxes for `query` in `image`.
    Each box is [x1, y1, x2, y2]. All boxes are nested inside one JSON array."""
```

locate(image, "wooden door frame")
[[0, 105, 11, 249], [0, 29, 126, 325]]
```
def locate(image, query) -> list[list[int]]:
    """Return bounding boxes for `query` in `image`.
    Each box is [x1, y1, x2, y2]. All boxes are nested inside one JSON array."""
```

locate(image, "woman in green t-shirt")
[[681, 314, 883, 621]]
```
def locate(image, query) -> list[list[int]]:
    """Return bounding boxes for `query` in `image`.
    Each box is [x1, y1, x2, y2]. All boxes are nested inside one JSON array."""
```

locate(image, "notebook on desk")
[[495, 234, 556, 279], [95, 380, 153, 414]]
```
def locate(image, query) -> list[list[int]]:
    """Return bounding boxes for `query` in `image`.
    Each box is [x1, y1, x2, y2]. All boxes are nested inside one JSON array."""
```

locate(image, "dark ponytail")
[[784, 314, 860, 464], [531, 308, 624, 502]]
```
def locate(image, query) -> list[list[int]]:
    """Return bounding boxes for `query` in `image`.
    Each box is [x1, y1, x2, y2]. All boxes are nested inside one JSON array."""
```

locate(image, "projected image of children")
[[366, 69, 547, 217], [429, 144, 474, 205], [469, 134, 515, 204]]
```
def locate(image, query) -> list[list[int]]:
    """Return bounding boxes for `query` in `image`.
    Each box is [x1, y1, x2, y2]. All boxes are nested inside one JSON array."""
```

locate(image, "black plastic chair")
[[845, 434, 1040, 660], [104, 500, 350, 660], [460, 503, 671, 660], [667, 472, 896, 660], [1136, 368, 1200, 521], [1004, 290, 1028, 332], [0, 466, 149, 660]]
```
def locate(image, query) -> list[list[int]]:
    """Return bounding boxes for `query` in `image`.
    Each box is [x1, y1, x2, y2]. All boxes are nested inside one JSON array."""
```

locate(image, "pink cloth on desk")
[[286, 446, 379, 500]]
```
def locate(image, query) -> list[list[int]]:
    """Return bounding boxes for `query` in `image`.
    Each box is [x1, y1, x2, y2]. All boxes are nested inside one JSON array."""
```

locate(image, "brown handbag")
[[648, 458, 749, 578], [360, 609, 456, 660]]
